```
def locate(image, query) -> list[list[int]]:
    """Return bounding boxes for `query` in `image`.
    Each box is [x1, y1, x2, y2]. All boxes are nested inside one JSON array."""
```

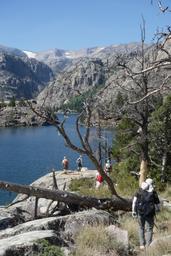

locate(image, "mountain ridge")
[[0, 42, 151, 105]]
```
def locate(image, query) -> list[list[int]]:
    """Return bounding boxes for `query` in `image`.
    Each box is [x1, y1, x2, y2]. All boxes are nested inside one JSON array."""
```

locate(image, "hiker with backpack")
[[62, 156, 69, 173], [104, 159, 112, 175], [132, 178, 160, 250], [76, 155, 83, 172]]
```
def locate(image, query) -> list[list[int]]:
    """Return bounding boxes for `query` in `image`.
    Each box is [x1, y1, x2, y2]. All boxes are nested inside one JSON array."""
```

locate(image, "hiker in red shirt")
[[96, 171, 103, 189]]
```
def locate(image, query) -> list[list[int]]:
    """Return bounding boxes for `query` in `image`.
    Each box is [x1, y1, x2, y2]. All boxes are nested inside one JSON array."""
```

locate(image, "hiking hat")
[[145, 178, 154, 192], [141, 181, 149, 190], [145, 178, 153, 185]]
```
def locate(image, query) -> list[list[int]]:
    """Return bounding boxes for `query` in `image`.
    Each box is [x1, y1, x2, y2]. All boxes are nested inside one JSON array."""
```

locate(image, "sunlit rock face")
[[0, 48, 53, 100]]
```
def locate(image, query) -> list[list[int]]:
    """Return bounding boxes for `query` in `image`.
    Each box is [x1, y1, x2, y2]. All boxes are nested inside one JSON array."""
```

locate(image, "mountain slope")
[[37, 57, 106, 108], [36, 42, 150, 109], [0, 52, 53, 100]]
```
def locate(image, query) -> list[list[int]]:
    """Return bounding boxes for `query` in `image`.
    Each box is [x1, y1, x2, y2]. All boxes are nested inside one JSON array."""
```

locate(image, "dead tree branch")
[[0, 180, 132, 211], [129, 75, 171, 104], [27, 100, 118, 197], [6, 195, 29, 208]]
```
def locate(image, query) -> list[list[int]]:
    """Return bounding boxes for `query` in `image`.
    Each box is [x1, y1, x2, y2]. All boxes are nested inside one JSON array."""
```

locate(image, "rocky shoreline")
[[0, 105, 46, 127], [0, 104, 114, 129]]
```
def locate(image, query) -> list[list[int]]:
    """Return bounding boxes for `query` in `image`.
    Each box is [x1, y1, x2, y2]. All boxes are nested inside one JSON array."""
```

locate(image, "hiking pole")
[[154, 213, 159, 230], [154, 221, 159, 230]]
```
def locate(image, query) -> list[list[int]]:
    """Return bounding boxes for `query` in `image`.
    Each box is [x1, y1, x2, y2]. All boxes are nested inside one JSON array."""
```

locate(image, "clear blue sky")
[[0, 0, 170, 52]]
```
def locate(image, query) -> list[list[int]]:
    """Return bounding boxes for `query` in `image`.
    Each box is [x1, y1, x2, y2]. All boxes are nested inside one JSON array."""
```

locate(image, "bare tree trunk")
[[0, 180, 132, 211], [139, 159, 148, 186], [161, 151, 167, 181], [34, 197, 39, 219], [52, 169, 58, 189], [28, 103, 118, 197]]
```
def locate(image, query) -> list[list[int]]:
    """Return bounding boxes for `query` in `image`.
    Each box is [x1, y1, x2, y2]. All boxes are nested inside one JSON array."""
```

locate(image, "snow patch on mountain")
[[23, 50, 37, 59], [65, 51, 77, 59]]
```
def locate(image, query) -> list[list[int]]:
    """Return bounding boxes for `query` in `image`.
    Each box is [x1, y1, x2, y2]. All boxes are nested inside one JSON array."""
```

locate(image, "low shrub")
[[110, 166, 138, 197], [69, 177, 94, 192], [32, 240, 64, 256], [69, 177, 111, 197]]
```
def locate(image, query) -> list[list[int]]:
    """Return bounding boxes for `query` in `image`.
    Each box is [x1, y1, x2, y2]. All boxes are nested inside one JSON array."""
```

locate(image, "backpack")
[[135, 190, 155, 217], [77, 158, 81, 164], [77, 158, 82, 167], [105, 162, 111, 173]]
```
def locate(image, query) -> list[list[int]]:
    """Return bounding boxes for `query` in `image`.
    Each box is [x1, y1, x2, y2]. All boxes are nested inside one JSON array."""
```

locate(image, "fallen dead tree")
[[0, 180, 132, 212]]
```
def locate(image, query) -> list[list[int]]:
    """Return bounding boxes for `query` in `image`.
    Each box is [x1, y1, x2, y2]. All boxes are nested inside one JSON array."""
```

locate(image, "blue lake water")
[[0, 114, 113, 204]]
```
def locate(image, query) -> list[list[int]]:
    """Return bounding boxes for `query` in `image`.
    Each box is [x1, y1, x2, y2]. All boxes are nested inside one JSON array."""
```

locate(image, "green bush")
[[69, 177, 95, 192], [111, 163, 138, 196], [61, 85, 104, 113], [0, 100, 7, 108], [8, 97, 16, 107], [69, 177, 111, 198], [33, 240, 64, 256]]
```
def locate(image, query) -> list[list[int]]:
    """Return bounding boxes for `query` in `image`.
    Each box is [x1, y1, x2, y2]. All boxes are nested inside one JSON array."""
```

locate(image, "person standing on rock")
[[132, 179, 160, 250], [76, 155, 83, 172], [62, 156, 69, 174], [104, 159, 112, 175]]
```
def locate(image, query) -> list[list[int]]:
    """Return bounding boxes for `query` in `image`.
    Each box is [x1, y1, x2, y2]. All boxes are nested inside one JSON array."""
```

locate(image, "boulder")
[[0, 230, 56, 256], [105, 225, 129, 248], [0, 208, 22, 230], [162, 200, 171, 211], [0, 209, 115, 241], [0, 209, 116, 256]]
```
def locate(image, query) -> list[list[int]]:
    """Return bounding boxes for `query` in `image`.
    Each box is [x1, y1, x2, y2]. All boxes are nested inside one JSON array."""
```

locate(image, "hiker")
[[132, 179, 160, 250], [62, 156, 69, 173], [104, 159, 112, 175], [95, 171, 103, 189], [76, 155, 83, 172]]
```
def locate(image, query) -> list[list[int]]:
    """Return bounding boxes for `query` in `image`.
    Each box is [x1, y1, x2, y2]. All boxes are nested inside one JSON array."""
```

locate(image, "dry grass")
[[71, 225, 128, 256], [69, 177, 171, 256], [119, 214, 139, 247], [119, 207, 171, 255], [160, 184, 171, 201], [138, 239, 171, 256]]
